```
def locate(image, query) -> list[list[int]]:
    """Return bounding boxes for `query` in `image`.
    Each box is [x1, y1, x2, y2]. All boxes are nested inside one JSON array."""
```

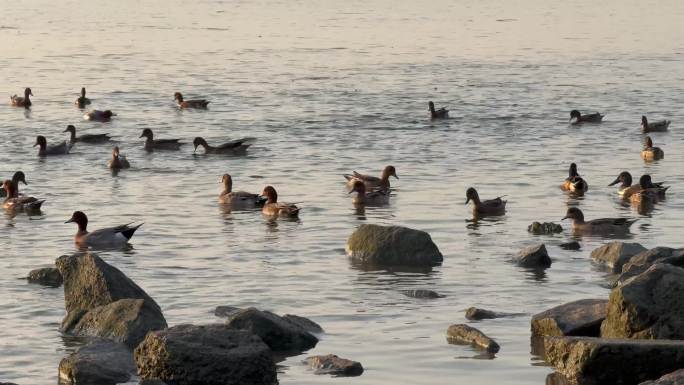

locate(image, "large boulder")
[[446, 324, 499, 353], [514, 244, 551, 268], [544, 336, 684, 385], [62, 299, 168, 348], [531, 299, 607, 337], [601, 264, 684, 339], [134, 324, 276, 385], [304, 354, 364, 376], [614, 248, 684, 285], [590, 242, 647, 273], [225, 308, 318, 352], [640, 369, 684, 385], [346, 224, 443, 267], [58, 341, 135, 385], [27, 267, 63, 286]]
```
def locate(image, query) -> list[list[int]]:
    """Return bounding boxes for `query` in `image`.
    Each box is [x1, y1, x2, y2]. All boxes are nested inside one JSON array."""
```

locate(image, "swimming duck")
[[0, 171, 27, 198], [641, 115, 670, 133], [570, 110, 604, 124], [107, 146, 130, 169], [2, 180, 44, 212], [218, 174, 266, 207], [193, 137, 253, 155], [10, 88, 32, 107], [608, 171, 666, 199], [629, 174, 670, 205], [344, 165, 398, 191], [34, 135, 72, 156], [349, 180, 390, 206], [174, 92, 210, 109], [140, 128, 183, 151], [65, 211, 143, 248], [561, 163, 589, 194], [74, 87, 91, 108], [562, 207, 637, 235], [429, 101, 449, 119], [465, 187, 507, 215], [64, 125, 111, 144], [641, 136, 664, 161], [261, 186, 300, 218], [84, 110, 115, 122]]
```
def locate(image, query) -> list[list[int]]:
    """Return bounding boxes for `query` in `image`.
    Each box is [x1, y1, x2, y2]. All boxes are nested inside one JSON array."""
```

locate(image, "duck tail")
[[27, 200, 45, 211], [121, 223, 144, 240]]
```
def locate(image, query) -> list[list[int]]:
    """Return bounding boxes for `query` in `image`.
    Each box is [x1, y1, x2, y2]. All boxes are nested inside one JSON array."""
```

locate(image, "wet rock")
[[27, 267, 63, 286], [601, 264, 684, 339], [559, 241, 581, 251], [446, 324, 500, 353], [283, 314, 324, 333], [514, 244, 551, 268], [58, 341, 135, 385], [401, 289, 443, 299], [135, 324, 276, 385], [346, 224, 443, 267], [465, 307, 516, 320], [214, 306, 242, 318], [590, 242, 647, 273], [528, 222, 563, 234], [305, 354, 364, 377], [640, 369, 684, 385], [138, 380, 168, 385], [614, 249, 684, 287], [544, 336, 684, 385], [0, 382, 20, 385], [225, 307, 318, 352], [63, 298, 168, 348], [531, 299, 607, 337]]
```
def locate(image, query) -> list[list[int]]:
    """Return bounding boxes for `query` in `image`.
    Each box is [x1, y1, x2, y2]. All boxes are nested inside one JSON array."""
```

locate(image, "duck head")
[[609, 171, 632, 187], [428, 101, 436, 113], [174, 92, 183, 103], [140, 128, 154, 139], [568, 163, 579, 177], [261, 186, 278, 203], [644, 136, 654, 148], [221, 174, 233, 192], [12, 171, 27, 186], [2, 180, 16, 198], [63, 125, 77, 137], [81, 87, 87, 97], [65, 211, 88, 232], [33, 135, 47, 149], [639, 174, 654, 189], [111, 146, 121, 158], [562, 207, 584, 223], [381, 165, 398, 180], [103, 110, 114, 119], [25, 87, 33, 97], [465, 187, 480, 205], [193, 137, 208, 152], [641, 115, 648, 126], [570, 110, 581, 121], [349, 181, 366, 195]]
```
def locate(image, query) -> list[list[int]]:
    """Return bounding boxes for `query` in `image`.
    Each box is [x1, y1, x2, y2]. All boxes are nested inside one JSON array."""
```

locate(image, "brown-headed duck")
[[64, 125, 111, 144], [641, 136, 664, 161], [218, 174, 266, 207], [10, 88, 32, 108], [174, 92, 210, 109], [641, 115, 670, 133], [429, 101, 449, 119], [140, 128, 183, 152], [2, 180, 44, 212], [629, 174, 670, 205], [260, 186, 300, 218], [349, 180, 390, 206], [0, 171, 27, 198], [107, 146, 130, 169], [344, 165, 398, 191], [562, 207, 637, 235], [65, 211, 143, 248], [466, 187, 506, 216], [570, 110, 604, 124]]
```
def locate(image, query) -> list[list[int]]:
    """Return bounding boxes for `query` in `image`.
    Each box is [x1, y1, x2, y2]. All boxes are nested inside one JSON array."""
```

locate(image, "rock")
[[401, 289, 443, 299], [214, 306, 242, 318], [27, 267, 63, 286], [345, 224, 443, 267], [446, 324, 500, 353], [559, 241, 581, 251], [0, 382, 20, 385], [135, 324, 276, 385], [528, 222, 563, 234], [514, 244, 551, 268], [225, 308, 318, 352], [58, 341, 135, 385], [640, 369, 684, 385], [465, 307, 516, 320], [283, 314, 324, 333], [63, 299, 168, 348], [305, 354, 364, 377], [531, 299, 607, 337], [138, 380, 168, 385], [544, 336, 684, 385], [590, 242, 647, 273], [601, 264, 684, 339], [615, 249, 684, 287]]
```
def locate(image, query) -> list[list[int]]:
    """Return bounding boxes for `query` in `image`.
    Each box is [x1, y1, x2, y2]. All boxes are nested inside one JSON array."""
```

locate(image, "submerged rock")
[[602, 264, 684, 339], [225, 307, 318, 352], [465, 307, 517, 320], [528, 222, 563, 234], [283, 314, 324, 333], [514, 244, 551, 268], [590, 242, 647, 273], [531, 299, 607, 337], [559, 241, 581, 251], [640, 369, 684, 385], [138, 381, 168, 385], [346, 224, 443, 267], [401, 289, 443, 299], [446, 324, 500, 353], [58, 341, 135, 385], [27, 267, 63, 286], [135, 324, 276, 385], [305, 354, 364, 377], [214, 306, 242, 318]]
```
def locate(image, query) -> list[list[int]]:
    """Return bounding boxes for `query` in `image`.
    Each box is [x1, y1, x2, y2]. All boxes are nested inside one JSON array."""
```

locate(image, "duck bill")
[[608, 178, 620, 186], [465, 198, 471, 205], [561, 216, 568, 221], [64, 218, 74, 224], [393, 174, 399, 179], [32, 143, 39, 147]]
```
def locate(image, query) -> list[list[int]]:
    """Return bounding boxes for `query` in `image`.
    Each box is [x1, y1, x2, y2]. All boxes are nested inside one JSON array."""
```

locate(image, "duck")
[[64, 125, 111, 144], [0, 171, 27, 198], [218, 174, 266, 207], [2, 180, 44, 212], [65, 211, 143, 248], [74, 87, 91, 108], [561, 163, 589, 194], [107, 146, 130, 169], [10, 87, 32, 107], [344, 165, 398, 191], [260, 186, 300, 218], [34, 135, 72, 156], [429, 101, 449, 119], [608, 171, 666, 199], [465, 187, 507, 215], [629, 174, 670, 205], [641, 115, 670, 133], [570, 110, 604, 124], [349, 180, 390, 206], [84, 110, 115, 122], [140, 128, 183, 151], [641, 136, 664, 161], [174, 92, 210, 109], [562, 207, 637, 235], [193, 137, 253, 155]]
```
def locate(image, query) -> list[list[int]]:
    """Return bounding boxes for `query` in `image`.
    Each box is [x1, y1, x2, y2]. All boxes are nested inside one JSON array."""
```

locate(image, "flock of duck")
[[3, 88, 674, 248]]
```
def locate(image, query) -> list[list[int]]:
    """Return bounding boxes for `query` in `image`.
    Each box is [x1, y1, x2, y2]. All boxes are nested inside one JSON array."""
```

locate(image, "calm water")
[[2, 0, 684, 384]]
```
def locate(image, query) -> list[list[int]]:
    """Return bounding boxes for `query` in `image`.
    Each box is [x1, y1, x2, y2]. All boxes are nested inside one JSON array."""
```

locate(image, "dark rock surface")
[[283, 314, 324, 333], [559, 241, 581, 251], [639, 369, 684, 385], [225, 307, 318, 352], [401, 289, 443, 299], [590, 242, 647, 273], [446, 324, 500, 353], [27, 267, 63, 286], [346, 224, 443, 267], [531, 299, 607, 337], [528, 222, 563, 234], [305, 354, 364, 376], [514, 244, 551, 268], [58, 341, 135, 385], [465, 307, 518, 320]]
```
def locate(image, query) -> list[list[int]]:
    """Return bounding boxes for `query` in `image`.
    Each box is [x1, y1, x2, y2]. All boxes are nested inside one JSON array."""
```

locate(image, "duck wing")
[[79, 133, 111, 143], [351, 171, 379, 183], [216, 137, 256, 150], [88, 222, 143, 243], [47, 141, 72, 155], [589, 218, 636, 227]]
